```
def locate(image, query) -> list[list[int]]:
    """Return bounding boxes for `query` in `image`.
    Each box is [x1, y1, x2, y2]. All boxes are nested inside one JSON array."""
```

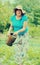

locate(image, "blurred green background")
[[0, 0, 40, 65]]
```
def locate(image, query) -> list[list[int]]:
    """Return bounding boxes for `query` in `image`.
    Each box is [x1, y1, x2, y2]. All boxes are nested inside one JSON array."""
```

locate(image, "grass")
[[0, 33, 40, 65]]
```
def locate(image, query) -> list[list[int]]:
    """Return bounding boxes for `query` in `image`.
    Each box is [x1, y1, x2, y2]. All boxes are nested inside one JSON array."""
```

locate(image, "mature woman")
[[8, 5, 29, 65]]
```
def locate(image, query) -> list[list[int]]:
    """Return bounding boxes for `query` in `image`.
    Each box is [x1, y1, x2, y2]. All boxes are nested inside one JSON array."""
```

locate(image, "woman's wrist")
[[17, 31, 19, 34], [13, 31, 19, 35]]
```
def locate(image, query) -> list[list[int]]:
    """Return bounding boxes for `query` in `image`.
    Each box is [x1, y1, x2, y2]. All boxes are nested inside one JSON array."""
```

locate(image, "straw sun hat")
[[14, 5, 26, 14]]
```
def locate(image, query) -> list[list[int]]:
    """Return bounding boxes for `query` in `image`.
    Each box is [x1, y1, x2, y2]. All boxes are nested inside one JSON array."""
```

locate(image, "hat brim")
[[14, 8, 26, 14]]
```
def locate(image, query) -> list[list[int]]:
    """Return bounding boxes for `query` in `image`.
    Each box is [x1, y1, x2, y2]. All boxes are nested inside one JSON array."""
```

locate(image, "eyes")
[[15, 9, 22, 14], [16, 10, 22, 13]]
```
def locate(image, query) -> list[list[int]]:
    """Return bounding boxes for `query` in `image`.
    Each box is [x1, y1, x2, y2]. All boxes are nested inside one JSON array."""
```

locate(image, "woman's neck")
[[16, 15, 22, 20]]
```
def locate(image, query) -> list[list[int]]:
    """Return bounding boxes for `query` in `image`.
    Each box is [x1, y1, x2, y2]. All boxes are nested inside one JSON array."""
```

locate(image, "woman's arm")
[[18, 21, 27, 32], [7, 23, 12, 35], [14, 21, 28, 35]]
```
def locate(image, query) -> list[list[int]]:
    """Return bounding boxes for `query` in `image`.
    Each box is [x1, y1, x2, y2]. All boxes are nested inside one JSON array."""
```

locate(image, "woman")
[[8, 5, 29, 65]]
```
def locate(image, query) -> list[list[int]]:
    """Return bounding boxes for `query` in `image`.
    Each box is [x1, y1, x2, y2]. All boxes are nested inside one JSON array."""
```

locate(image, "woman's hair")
[[14, 8, 25, 16]]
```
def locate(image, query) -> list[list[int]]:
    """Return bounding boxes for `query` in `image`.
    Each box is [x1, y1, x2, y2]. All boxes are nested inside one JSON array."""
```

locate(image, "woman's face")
[[16, 9, 22, 17]]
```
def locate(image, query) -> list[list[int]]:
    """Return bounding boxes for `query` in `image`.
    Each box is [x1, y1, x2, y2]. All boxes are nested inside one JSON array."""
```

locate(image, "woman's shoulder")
[[11, 14, 15, 18], [10, 14, 16, 21], [22, 14, 28, 21]]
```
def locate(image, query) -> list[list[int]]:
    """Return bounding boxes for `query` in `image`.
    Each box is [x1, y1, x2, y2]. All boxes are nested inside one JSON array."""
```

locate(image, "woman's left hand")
[[13, 31, 19, 35]]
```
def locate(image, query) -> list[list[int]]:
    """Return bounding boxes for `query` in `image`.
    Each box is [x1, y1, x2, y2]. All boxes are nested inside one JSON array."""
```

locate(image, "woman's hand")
[[13, 31, 19, 35]]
